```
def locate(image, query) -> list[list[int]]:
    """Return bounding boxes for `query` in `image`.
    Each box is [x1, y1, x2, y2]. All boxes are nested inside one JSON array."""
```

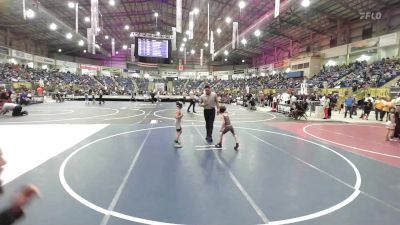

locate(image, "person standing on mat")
[[187, 90, 196, 113], [215, 106, 239, 150], [174, 101, 184, 148], [200, 84, 219, 142], [98, 89, 104, 105]]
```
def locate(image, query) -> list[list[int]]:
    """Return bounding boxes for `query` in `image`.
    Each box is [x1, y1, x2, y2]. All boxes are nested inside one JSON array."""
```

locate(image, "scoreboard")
[[137, 38, 169, 59]]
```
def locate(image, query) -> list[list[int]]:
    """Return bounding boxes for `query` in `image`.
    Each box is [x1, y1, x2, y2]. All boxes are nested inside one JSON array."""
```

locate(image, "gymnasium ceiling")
[[1, 0, 400, 64]]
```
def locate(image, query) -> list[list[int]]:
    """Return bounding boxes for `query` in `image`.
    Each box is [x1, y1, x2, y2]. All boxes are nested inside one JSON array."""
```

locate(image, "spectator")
[[0, 148, 39, 225], [363, 99, 373, 120], [344, 95, 354, 119]]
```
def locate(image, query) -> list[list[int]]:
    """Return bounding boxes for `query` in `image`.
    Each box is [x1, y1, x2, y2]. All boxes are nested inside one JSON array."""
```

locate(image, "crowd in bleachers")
[[0, 57, 399, 97]]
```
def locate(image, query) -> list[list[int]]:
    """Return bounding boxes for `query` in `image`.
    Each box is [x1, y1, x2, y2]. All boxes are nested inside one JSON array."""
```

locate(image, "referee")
[[200, 84, 219, 142]]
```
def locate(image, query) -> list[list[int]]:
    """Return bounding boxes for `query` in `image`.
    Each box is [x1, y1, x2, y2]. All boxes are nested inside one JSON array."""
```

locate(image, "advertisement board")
[[34, 55, 55, 65], [80, 64, 100, 71], [0, 46, 9, 56], [11, 50, 33, 61]]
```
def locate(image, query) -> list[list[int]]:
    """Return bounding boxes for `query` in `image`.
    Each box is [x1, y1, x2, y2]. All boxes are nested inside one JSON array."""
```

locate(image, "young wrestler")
[[174, 101, 184, 148], [215, 106, 239, 150]]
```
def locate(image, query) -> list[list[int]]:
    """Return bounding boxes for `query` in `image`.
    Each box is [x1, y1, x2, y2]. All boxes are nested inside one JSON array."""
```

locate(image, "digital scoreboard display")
[[137, 38, 169, 59]]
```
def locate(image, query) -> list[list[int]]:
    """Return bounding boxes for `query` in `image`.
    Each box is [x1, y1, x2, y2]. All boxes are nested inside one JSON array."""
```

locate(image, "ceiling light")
[[204, 42, 209, 47], [239, 1, 246, 9], [116, 51, 119, 55], [216, 28, 222, 34], [66, 32, 73, 39], [96, 27, 101, 32], [191, 49, 195, 55], [68, 2, 75, 8], [84, 17, 90, 23], [154, 12, 159, 17], [301, 0, 311, 7], [224, 50, 229, 56], [123, 45, 128, 50], [124, 25, 129, 30], [225, 17, 232, 24], [58, 49, 62, 53], [83, 49, 87, 53], [105, 35, 109, 40], [78, 40, 84, 46], [49, 23, 57, 31], [193, 8, 200, 15], [225, 58, 228, 61], [241, 38, 247, 45], [183, 37, 187, 42], [129, 33, 134, 37], [95, 44, 100, 49], [26, 9, 35, 19], [254, 29, 261, 37], [242, 59, 245, 63], [108, 0, 115, 6], [181, 43, 185, 47], [179, 47, 184, 52]]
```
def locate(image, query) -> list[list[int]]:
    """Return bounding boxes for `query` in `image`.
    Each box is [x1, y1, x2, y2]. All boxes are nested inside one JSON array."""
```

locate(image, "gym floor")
[[0, 101, 399, 225]]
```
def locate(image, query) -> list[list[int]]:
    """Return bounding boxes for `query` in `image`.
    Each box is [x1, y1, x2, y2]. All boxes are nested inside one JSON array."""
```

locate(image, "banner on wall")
[[259, 64, 273, 71], [283, 59, 290, 67], [379, 33, 398, 47], [34, 55, 55, 65], [367, 88, 389, 97], [0, 46, 9, 56], [180, 71, 196, 76], [351, 38, 379, 52], [213, 71, 231, 76], [56, 60, 78, 68], [163, 71, 179, 76], [11, 50, 33, 61], [12, 82, 32, 90], [123, 69, 140, 73], [274, 60, 290, 68], [101, 66, 122, 75], [198, 72, 211, 76], [234, 69, 245, 75], [247, 68, 258, 74], [80, 64, 100, 71]]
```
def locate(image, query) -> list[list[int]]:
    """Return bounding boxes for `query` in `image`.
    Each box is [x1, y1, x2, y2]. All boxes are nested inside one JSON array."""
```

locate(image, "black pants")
[[204, 108, 216, 138], [344, 106, 353, 118], [99, 95, 104, 104], [12, 105, 27, 117], [395, 112, 400, 138], [380, 111, 388, 121], [187, 100, 196, 112]]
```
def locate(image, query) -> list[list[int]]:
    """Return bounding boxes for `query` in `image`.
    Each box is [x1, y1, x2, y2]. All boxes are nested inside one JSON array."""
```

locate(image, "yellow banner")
[[12, 82, 32, 90]]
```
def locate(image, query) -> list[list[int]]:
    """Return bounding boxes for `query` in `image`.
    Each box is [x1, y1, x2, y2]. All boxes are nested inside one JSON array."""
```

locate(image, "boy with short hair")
[[215, 105, 239, 150], [174, 101, 184, 148]]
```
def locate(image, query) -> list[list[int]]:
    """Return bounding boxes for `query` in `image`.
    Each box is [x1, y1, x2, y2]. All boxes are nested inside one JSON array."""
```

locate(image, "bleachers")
[[0, 58, 399, 96]]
